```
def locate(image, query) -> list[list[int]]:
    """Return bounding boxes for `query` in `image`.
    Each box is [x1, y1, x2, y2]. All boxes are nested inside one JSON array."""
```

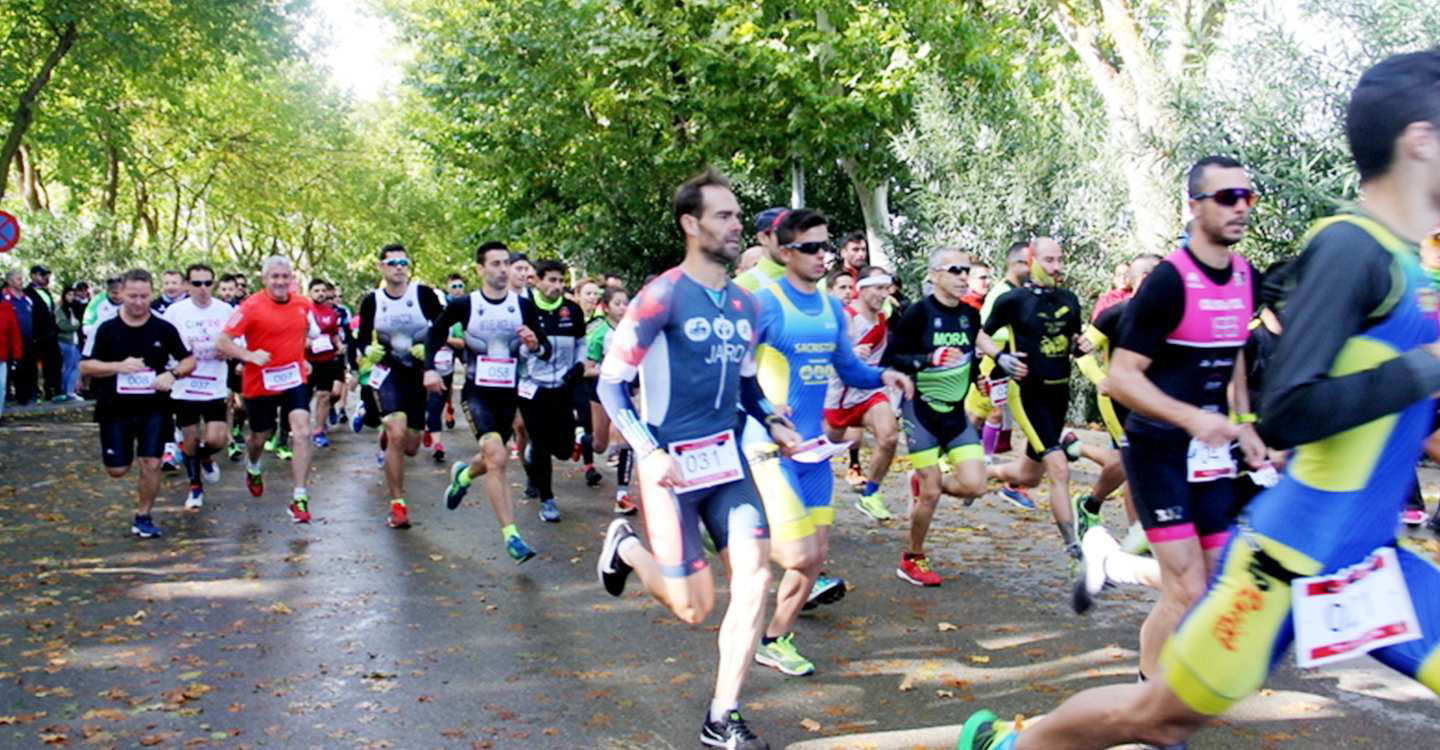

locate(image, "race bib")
[[517, 380, 538, 400], [473, 356, 516, 388], [309, 336, 334, 354], [117, 369, 157, 395], [1292, 546, 1422, 668], [179, 375, 225, 400], [370, 363, 391, 390], [789, 437, 854, 464], [989, 379, 1008, 406], [1186, 438, 1236, 483], [667, 429, 743, 493], [434, 348, 455, 376], [261, 361, 303, 392]]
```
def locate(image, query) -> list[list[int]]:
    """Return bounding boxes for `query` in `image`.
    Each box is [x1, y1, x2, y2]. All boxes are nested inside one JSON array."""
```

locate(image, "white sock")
[[1103, 549, 1159, 587], [709, 700, 737, 723], [293, 487, 308, 500], [247, 457, 262, 473]]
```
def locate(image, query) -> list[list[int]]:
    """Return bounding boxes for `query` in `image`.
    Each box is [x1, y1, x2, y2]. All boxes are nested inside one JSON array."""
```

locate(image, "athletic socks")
[[501, 523, 519, 542], [1083, 495, 1104, 515], [293, 487, 308, 500], [982, 423, 1001, 455], [183, 451, 203, 485], [247, 457, 263, 474], [848, 445, 861, 470], [616, 447, 633, 486], [580, 433, 594, 465], [863, 480, 879, 496], [709, 700, 738, 724]]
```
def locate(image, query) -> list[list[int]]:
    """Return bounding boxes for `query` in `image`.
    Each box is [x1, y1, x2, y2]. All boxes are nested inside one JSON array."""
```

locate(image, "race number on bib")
[[434, 348, 455, 375], [989, 379, 1008, 406], [180, 375, 225, 400], [517, 380, 538, 400], [262, 361, 303, 392], [1292, 546, 1422, 668], [1186, 438, 1236, 483], [667, 429, 743, 493], [117, 369, 157, 395], [309, 336, 334, 354], [473, 357, 517, 388], [369, 363, 391, 390]]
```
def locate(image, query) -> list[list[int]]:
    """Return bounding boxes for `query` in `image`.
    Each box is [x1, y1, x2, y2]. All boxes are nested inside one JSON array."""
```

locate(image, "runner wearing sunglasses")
[[965, 242, 1028, 458], [355, 244, 446, 529], [162, 264, 232, 511]]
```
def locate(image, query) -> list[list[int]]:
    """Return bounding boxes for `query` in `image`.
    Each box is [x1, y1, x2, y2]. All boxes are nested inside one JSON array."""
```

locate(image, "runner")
[[734, 207, 788, 291], [966, 241, 1028, 457], [431, 241, 549, 562], [78, 269, 196, 538], [81, 276, 123, 353], [746, 209, 912, 677], [162, 264, 234, 510], [216, 256, 316, 524], [595, 169, 800, 750], [516, 259, 587, 522], [837, 231, 868, 279], [356, 244, 445, 529], [572, 276, 604, 484], [983, 237, 1085, 555], [584, 285, 637, 513], [961, 50, 1440, 750], [823, 268, 854, 304], [149, 269, 186, 313], [824, 265, 904, 522], [306, 279, 345, 449], [886, 248, 1009, 586]]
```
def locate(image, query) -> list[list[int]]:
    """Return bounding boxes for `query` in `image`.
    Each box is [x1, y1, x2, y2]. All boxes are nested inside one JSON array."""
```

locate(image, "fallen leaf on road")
[[937, 622, 958, 632], [800, 718, 822, 732], [267, 603, 293, 615], [936, 690, 955, 698], [969, 655, 991, 664]]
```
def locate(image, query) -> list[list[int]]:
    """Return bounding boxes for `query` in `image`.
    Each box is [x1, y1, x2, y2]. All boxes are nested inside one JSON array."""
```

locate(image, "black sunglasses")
[[783, 241, 831, 255], [1192, 187, 1257, 208], [933, 265, 969, 275], [189, 279, 214, 287]]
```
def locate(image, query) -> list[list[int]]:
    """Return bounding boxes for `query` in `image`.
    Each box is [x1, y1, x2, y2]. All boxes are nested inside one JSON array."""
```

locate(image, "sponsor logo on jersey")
[[713, 317, 735, 341], [684, 317, 712, 342], [1198, 298, 1245, 311], [1184, 272, 1206, 289], [735, 319, 752, 342]]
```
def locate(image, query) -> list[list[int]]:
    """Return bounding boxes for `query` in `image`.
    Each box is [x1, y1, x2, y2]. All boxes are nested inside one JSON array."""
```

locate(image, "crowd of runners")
[[6, 50, 1440, 750]]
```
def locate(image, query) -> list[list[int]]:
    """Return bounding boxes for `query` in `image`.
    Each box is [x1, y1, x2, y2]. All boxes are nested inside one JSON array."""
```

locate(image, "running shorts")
[[749, 451, 834, 541], [1164, 532, 1440, 716], [227, 362, 243, 395], [99, 410, 172, 468], [901, 397, 983, 470], [246, 385, 311, 435], [375, 363, 427, 429], [824, 390, 889, 430], [359, 385, 382, 429], [517, 384, 578, 460], [1122, 425, 1234, 549], [308, 358, 346, 393], [173, 398, 227, 428], [1008, 380, 1068, 461], [656, 466, 770, 579], [463, 386, 518, 444]]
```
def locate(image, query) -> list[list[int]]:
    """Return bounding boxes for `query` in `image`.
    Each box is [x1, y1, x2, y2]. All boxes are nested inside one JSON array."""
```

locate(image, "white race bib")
[[117, 369, 157, 395], [261, 361, 303, 392], [473, 356, 516, 388], [789, 437, 854, 465], [179, 375, 225, 399], [1186, 438, 1236, 483], [989, 379, 1008, 407], [434, 348, 455, 376], [309, 336, 334, 354], [370, 363, 391, 390], [667, 429, 743, 493], [517, 380, 538, 400], [1292, 547, 1422, 668]]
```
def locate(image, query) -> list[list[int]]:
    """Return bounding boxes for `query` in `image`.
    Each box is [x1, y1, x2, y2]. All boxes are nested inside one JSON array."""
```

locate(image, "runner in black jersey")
[[886, 248, 1010, 586], [427, 242, 550, 563], [982, 237, 1085, 554], [518, 259, 588, 523]]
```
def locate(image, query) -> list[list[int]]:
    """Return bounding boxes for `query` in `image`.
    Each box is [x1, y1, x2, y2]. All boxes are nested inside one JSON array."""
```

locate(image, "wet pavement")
[[2, 406, 1439, 749]]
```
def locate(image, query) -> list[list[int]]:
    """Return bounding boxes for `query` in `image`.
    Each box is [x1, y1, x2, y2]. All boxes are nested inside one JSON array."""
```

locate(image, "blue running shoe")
[[999, 484, 1036, 510], [958, 709, 1019, 749], [803, 574, 847, 611], [538, 498, 560, 523], [506, 533, 537, 563], [328, 406, 339, 427], [313, 433, 332, 448], [445, 461, 470, 510], [131, 515, 163, 539], [351, 405, 366, 434]]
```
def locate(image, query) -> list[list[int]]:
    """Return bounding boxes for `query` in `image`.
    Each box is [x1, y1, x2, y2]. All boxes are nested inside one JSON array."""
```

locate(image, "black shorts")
[[100, 410, 172, 468], [1010, 381, 1069, 461], [246, 385, 311, 435], [586, 375, 601, 404], [227, 364, 243, 395], [375, 363, 426, 429], [360, 385, 382, 428], [662, 464, 770, 578], [901, 397, 982, 470], [517, 384, 578, 460], [1122, 424, 1234, 549], [173, 398, 227, 428], [463, 385, 518, 443], [308, 358, 345, 392]]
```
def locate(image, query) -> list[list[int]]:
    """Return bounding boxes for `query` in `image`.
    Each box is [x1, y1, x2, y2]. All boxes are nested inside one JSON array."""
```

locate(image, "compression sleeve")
[[981, 290, 1015, 336], [425, 297, 470, 369], [828, 297, 886, 389], [738, 373, 778, 424], [597, 280, 671, 457], [1261, 223, 1440, 448]]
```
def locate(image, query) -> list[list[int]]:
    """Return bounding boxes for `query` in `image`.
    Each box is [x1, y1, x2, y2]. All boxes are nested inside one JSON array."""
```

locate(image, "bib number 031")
[[667, 429, 743, 493]]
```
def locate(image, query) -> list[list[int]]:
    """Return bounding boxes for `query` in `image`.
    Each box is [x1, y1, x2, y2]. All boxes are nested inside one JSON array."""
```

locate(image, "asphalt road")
[[2, 404, 1438, 749]]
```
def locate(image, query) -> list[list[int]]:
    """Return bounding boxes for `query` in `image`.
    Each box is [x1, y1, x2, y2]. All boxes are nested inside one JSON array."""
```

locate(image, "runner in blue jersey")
[[960, 49, 1440, 750], [595, 169, 801, 750], [744, 208, 913, 678]]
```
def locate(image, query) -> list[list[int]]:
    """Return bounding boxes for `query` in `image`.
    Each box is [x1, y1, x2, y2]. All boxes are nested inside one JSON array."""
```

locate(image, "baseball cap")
[[29, 264, 50, 275], [754, 207, 789, 234]]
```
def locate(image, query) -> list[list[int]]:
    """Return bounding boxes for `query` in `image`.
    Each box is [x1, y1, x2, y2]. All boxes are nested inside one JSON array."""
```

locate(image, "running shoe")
[[374, 449, 385, 467], [1071, 493, 1102, 543], [351, 406, 366, 433], [1061, 429, 1083, 462], [201, 461, 220, 484], [246, 469, 264, 497], [802, 575, 846, 611], [753, 633, 815, 676], [613, 489, 638, 515], [585, 466, 603, 487], [1403, 508, 1425, 527], [422, 430, 433, 448], [432, 440, 446, 462], [337, 407, 348, 424], [538, 498, 560, 523], [897, 553, 942, 587], [131, 515, 163, 539], [445, 461, 470, 510], [571, 441, 582, 462], [700, 709, 768, 750], [276, 444, 294, 461], [161, 442, 178, 472], [387, 500, 411, 529], [506, 533, 537, 564], [845, 465, 866, 488], [444, 402, 455, 430], [523, 483, 539, 499], [957, 709, 1019, 750], [597, 519, 634, 596], [855, 492, 892, 522], [186, 486, 204, 511], [264, 436, 278, 453], [312, 433, 332, 449], [1073, 526, 1121, 615], [1122, 521, 1150, 556], [227, 440, 243, 462], [287, 498, 311, 524], [998, 484, 1036, 510], [328, 406, 339, 427]]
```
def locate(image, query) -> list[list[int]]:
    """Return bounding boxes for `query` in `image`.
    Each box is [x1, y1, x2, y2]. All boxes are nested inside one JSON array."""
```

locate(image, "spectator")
[[2, 269, 36, 404], [1091, 259, 1132, 320], [838, 231, 868, 278], [56, 283, 84, 400], [25, 264, 62, 400], [0, 290, 21, 415]]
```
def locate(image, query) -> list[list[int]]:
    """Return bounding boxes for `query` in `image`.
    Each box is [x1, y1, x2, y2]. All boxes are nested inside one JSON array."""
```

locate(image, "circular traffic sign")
[[0, 211, 18, 253]]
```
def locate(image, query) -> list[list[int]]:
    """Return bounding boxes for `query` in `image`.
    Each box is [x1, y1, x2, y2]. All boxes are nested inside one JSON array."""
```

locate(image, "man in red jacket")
[[0, 295, 23, 418]]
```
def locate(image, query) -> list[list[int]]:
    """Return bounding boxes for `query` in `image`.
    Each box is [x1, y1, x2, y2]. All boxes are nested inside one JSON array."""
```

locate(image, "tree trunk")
[[0, 22, 79, 201], [103, 143, 119, 214], [842, 157, 892, 269], [790, 161, 806, 208], [15, 144, 43, 210]]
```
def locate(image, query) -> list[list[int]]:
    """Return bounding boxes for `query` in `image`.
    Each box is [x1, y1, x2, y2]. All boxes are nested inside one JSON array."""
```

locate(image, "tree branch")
[[0, 21, 79, 201]]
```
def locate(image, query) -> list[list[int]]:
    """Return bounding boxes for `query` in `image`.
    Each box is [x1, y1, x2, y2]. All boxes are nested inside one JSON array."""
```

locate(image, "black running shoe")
[[597, 519, 634, 597], [585, 466, 603, 487], [700, 709, 768, 750]]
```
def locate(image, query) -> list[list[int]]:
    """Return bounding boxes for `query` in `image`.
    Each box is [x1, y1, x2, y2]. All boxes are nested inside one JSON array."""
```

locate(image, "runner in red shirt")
[[306, 278, 345, 448], [217, 256, 317, 523]]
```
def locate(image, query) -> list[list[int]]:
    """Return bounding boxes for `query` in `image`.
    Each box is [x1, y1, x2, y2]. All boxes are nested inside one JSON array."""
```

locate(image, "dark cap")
[[754, 207, 789, 234], [29, 264, 50, 275]]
